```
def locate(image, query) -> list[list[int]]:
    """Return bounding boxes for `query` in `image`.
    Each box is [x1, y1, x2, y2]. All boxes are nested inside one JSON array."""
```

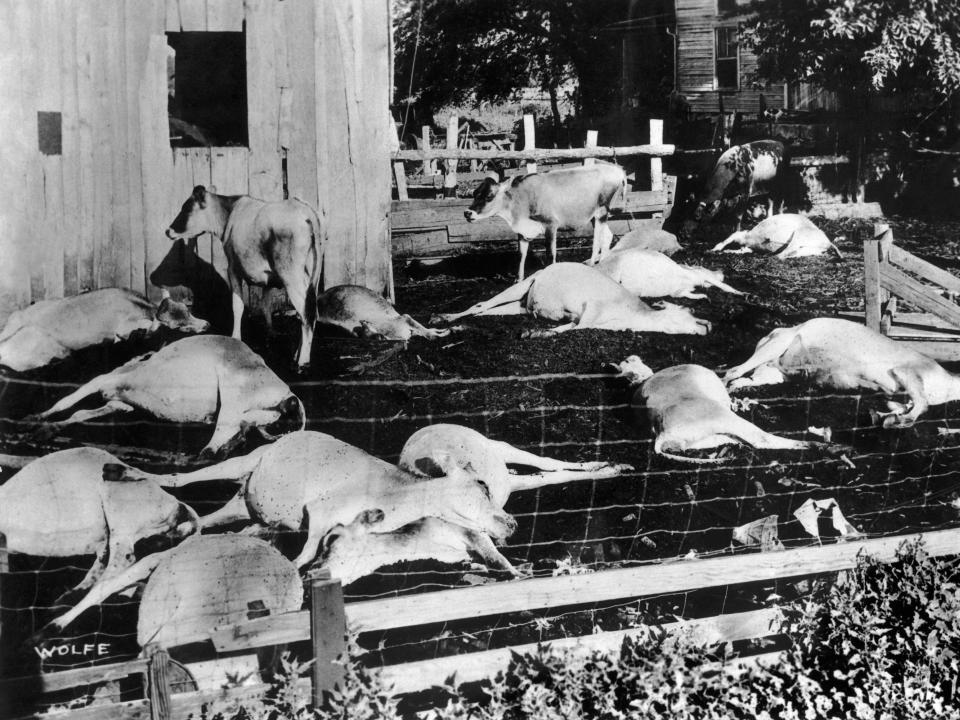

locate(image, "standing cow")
[[689, 140, 788, 231], [464, 162, 627, 280], [166, 186, 324, 370]]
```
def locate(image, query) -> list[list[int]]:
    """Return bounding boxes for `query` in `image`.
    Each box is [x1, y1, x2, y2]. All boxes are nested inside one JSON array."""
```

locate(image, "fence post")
[[421, 126, 434, 176], [309, 568, 347, 709], [649, 119, 664, 191], [584, 130, 597, 167], [443, 115, 459, 198], [523, 114, 537, 174], [876, 222, 896, 333], [0, 532, 6, 690], [389, 120, 409, 201], [145, 644, 172, 720], [863, 230, 883, 333]]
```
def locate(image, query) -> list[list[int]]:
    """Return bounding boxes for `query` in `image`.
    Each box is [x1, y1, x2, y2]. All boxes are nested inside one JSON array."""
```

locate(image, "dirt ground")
[[5, 214, 960, 684]]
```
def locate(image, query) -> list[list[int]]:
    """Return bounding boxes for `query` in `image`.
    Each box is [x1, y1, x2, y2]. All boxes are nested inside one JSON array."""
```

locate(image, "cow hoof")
[[294, 363, 311, 376]]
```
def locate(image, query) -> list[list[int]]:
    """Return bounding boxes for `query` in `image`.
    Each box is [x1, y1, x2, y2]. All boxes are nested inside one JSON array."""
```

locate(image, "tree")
[[392, 0, 623, 139]]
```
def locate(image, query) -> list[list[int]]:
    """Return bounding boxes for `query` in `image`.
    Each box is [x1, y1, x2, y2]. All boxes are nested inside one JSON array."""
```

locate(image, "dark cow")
[[689, 140, 787, 231], [166, 186, 324, 369], [464, 162, 627, 280], [0, 288, 208, 372]]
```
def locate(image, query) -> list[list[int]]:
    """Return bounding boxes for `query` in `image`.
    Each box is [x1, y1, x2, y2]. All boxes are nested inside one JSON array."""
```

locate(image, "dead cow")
[[317, 285, 452, 340], [39, 534, 301, 646], [615, 357, 835, 463], [0, 288, 208, 372], [710, 213, 843, 259], [433, 262, 710, 337], [691, 140, 787, 230], [398, 423, 633, 508], [0, 448, 198, 601], [159, 430, 518, 570], [464, 162, 627, 280], [594, 248, 743, 299], [166, 186, 324, 369], [723, 317, 960, 427], [609, 227, 682, 256], [29, 335, 305, 458]]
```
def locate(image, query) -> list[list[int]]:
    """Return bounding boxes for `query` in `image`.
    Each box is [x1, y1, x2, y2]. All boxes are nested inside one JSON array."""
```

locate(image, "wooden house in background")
[[0, 0, 393, 321]]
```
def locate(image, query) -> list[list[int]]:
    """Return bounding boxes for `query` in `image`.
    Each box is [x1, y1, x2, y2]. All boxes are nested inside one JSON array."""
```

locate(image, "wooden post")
[[421, 126, 434, 176], [863, 231, 883, 333], [876, 223, 895, 332], [523, 114, 537, 174], [584, 130, 598, 167], [309, 568, 347, 709], [0, 532, 6, 690], [389, 121, 409, 201], [649, 119, 664, 191], [443, 115, 458, 198], [145, 644, 172, 720]]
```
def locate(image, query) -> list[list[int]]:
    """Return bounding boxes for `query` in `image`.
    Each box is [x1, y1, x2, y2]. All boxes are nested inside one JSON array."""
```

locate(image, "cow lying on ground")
[[150, 238, 235, 335], [38, 534, 302, 647], [614, 357, 839, 462], [465, 162, 627, 280], [159, 430, 517, 570], [166, 186, 324, 369], [0, 448, 198, 602], [710, 213, 843, 259], [723, 318, 960, 427], [594, 248, 743, 299], [0, 288, 208, 372], [689, 140, 787, 231], [398, 423, 633, 509], [433, 263, 710, 337], [317, 285, 454, 341], [608, 227, 682, 256], [29, 335, 304, 458]]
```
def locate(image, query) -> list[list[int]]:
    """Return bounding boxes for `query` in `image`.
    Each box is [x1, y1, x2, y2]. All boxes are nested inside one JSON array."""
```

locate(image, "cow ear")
[[192, 185, 206, 202]]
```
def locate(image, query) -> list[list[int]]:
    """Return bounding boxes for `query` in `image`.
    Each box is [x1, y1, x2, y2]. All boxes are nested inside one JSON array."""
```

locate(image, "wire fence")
[[3, 367, 960, 706]]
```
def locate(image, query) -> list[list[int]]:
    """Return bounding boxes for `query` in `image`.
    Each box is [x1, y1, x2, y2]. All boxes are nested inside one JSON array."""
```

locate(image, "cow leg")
[[722, 328, 798, 386], [401, 315, 452, 339], [517, 236, 530, 281], [224, 265, 246, 340], [197, 490, 252, 530], [487, 438, 629, 475], [59, 544, 110, 600], [160, 444, 271, 487], [37, 400, 134, 433], [546, 227, 558, 266], [432, 274, 536, 323], [461, 528, 519, 577]]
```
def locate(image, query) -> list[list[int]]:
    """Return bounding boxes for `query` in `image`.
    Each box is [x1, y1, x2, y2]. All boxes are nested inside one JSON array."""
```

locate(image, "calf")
[[594, 248, 743, 299], [29, 335, 305, 458], [166, 186, 324, 369], [150, 238, 234, 335], [39, 534, 302, 646], [615, 357, 836, 462], [0, 448, 198, 603], [317, 285, 452, 340], [710, 213, 843, 259], [465, 162, 627, 280], [690, 140, 787, 230], [159, 430, 518, 570], [723, 318, 960, 427], [398, 423, 632, 508], [0, 288, 208, 372], [433, 262, 710, 337]]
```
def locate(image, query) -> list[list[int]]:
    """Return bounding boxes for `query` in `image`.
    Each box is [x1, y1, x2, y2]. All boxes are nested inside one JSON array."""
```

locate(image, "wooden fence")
[[6, 526, 960, 719], [390, 116, 676, 258], [862, 223, 960, 360]]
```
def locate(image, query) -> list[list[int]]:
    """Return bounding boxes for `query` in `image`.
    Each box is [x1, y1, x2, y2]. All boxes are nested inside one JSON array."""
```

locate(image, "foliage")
[[742, 0, 960, 107], [221, 543, 960, 719], [392, 0, 623, 131]]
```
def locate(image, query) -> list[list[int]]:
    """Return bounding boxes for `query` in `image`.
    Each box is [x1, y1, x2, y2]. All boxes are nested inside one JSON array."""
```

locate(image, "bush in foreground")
[[224, 541, 960, 719]]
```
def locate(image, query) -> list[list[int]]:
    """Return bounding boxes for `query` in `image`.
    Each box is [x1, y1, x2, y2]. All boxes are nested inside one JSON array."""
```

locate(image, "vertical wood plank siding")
[[0, 0, 393, 322], [676, 0, 786, 115]]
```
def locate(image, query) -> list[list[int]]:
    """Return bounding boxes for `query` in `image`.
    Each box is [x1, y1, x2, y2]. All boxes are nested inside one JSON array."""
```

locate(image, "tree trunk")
[[548, 84, 562, 145]]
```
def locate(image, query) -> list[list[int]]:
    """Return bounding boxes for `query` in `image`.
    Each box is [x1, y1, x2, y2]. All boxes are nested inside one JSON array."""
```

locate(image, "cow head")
[[166, 185, 221, 241], [155, 297, 211, 334], [464, 172, 507, 222]]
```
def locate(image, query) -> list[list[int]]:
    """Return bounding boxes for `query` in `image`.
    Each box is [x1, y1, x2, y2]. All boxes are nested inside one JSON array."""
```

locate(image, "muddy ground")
[[5, 215, 960, 694]]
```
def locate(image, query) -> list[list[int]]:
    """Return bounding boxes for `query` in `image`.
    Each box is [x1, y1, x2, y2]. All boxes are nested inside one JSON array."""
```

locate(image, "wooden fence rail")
[[9, 525, 958, 720]]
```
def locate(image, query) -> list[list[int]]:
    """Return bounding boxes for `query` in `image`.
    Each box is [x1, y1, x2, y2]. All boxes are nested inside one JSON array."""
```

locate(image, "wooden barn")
[[0, 0, 392, 322]]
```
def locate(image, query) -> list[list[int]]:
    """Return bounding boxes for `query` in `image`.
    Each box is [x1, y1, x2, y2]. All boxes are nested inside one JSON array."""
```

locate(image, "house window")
[[715, 27, 739, 90], [717, 0, 738, 13], [166, 32, 247, 148]]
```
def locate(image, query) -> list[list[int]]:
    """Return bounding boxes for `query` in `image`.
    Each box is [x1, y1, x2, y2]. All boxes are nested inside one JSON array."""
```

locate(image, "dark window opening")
[[717, 0, 738, 14], [38, 112, 62, 155], [167, 31, 247, 148], [715, 27, 739, 90]]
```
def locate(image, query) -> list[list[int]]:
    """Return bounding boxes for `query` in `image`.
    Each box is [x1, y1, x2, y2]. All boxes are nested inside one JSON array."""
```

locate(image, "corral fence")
[[389, 114, 677, 258]]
